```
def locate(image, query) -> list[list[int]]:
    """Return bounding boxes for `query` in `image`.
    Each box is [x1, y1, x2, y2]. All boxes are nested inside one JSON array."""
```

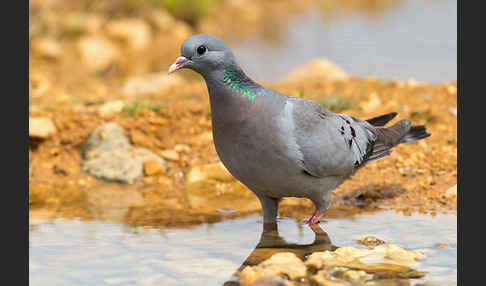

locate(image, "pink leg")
[[306, 211, 324, 225]]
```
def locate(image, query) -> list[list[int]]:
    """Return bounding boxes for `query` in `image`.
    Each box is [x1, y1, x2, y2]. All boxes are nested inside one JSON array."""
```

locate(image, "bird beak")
[[168, 56, 189, 74]]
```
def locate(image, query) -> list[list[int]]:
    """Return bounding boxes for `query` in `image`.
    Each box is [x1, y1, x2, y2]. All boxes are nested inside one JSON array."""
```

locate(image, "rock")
[[357, 236, 385, 248], [444, 184, 457, 198], [446, 84, 457, 95], [406, 78, 423, 87], [305, 245, 425, 275], [148, 117, 167, 125], [85, 185, 144, 222], [122, 72, 184, 96], [448, 107, 457, 116], [31, 38, 62, 59], [174, 144, 191, 153], [239, 252, 307, 284], [144, 159, 165, 176], [279, 59, 348, 83], [186, 162, 234, 183], [309, 270, 346, 286], [80, 123, 131, 156], [98, 100, 125, 116], [159, 149, 180, 161], [29, 117, 57, 139], [81, 150, 144, 184], [373, 244, 425, 265], [343, 270, 367, 283], [105, 19, 152, 50], [77, 35, 118, 72], [248, 277, 290, 286], [360, 92, 382, 112], [80, 123, 167, 184]]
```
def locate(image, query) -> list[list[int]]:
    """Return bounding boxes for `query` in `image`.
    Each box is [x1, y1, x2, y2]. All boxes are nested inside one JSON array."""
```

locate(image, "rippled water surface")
[[30, 211, 456, 286], [231, 0, 456, 83]]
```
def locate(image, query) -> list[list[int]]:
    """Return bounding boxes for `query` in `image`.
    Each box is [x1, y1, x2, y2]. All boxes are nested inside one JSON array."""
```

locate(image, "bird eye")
[[196, 45, 207, 55]]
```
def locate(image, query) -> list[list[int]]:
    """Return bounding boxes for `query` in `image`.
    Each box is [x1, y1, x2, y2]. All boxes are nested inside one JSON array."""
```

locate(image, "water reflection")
[[236, 222, 337, 272], [29, 212, 456, 286]]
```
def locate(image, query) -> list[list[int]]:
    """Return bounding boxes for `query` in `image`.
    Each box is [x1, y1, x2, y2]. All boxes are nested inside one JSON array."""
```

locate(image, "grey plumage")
[[169, 34, 430, 225]]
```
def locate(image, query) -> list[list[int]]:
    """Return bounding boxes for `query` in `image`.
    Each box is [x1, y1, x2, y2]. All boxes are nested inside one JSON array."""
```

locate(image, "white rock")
[[31, 38, 63, 59], [98, 100, 125, 116], [449, 106, 457, 116], [77, 35, 118, 72], [444, 184, 457, 198], [29, 117, 57, 139]]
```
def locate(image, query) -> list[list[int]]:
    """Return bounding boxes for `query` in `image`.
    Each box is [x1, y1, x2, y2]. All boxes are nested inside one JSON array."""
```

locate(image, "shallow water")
[[29, 210, 456, 286], [231, 0, 456, 83]]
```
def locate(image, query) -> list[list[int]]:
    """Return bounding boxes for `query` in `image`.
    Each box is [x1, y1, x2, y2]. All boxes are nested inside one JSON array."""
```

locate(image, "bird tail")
[[399, 124, 430, 143], [364, 119, 430, 163]]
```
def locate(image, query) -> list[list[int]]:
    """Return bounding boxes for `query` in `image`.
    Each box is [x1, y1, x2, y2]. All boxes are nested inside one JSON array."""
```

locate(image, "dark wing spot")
[[302, 169, 319, 178], [348, 139, 353, 147], [350, 126, 356, 137]]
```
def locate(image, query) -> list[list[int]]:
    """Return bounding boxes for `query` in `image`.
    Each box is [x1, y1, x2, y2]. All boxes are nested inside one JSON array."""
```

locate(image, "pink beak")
[[168, 56, 189, 74]]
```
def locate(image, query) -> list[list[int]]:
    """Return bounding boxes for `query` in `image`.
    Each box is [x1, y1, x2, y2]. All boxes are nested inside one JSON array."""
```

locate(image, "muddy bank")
[[29, 73, 457, 227]]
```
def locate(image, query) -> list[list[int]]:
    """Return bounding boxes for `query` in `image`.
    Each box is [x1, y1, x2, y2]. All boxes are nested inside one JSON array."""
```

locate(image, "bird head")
[[168, 34, 235, 77]]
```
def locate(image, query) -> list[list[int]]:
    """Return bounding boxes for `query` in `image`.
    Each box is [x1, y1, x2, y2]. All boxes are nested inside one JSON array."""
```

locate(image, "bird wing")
[[284, 97, 378, 177]]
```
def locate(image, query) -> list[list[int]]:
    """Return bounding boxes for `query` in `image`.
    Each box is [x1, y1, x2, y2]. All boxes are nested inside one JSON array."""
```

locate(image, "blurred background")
[[29, 0, 456, 100], [29, 1, 457, 285]]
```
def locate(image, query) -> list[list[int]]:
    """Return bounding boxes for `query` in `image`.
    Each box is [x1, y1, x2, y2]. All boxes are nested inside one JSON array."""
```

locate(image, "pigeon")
[[168, 34, 430, 225]]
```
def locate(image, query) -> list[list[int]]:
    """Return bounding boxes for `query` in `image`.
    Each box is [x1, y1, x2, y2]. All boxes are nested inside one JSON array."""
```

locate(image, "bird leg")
[[306, 211, 324, 225], [258, 196, 281, 224]]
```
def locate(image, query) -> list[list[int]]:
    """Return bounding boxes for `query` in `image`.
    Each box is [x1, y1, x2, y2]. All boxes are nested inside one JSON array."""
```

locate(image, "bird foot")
[[306, 211, 323, 225]]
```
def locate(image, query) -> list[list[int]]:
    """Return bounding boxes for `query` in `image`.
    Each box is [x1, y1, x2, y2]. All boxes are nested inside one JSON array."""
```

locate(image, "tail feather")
[[362, 119, 430, 165], [399, 125, 430, 143]]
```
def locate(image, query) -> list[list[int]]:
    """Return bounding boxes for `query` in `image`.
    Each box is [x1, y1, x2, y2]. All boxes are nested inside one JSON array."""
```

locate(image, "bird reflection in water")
[[224, 221, 337, 285]]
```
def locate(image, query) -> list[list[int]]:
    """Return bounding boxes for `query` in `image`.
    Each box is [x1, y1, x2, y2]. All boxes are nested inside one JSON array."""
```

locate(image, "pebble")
[[98, 100, 125, 116], [159, 149, 180, 161], [77, 35, 118, 72], [29, 117, 57, 139], [239, 252, 307, 284], [448, 106, 457, 116], [357, 236, 386, 248], [144, 159, 165, 176], [360, 92, 382, 112], [444, 184, 457, 198], [31, 38, 63, 59]]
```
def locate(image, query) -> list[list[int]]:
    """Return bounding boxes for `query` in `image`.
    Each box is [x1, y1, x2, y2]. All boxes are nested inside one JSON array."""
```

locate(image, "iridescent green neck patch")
[[223, 69, 258, 101]]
